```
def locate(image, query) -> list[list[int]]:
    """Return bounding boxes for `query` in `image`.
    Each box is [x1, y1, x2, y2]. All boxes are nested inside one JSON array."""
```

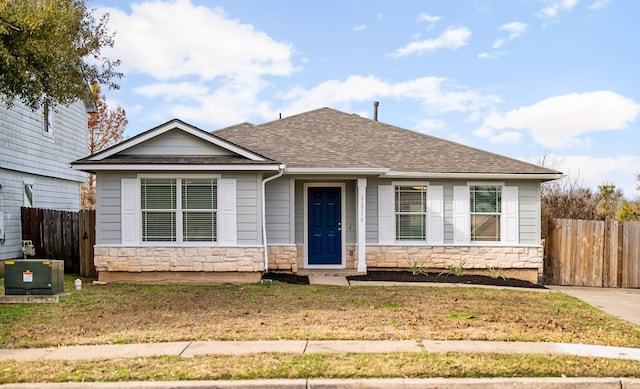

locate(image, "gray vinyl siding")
[[227, 172, 261, 245], [95, 172, 134, 244], [442, 181, 467, 243], [120, 129, 234, 156], [265, 176, 292, 244], [509, 180, 540, 244], [366, 178, 383, 243], [95, 172, 261, 245], [0, 100, 88, 183]]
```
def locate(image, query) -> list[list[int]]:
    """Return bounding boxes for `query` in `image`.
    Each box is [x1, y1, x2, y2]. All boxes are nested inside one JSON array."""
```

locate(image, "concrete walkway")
[[549, 285, 640, 325], [2, 339, 640, 361]]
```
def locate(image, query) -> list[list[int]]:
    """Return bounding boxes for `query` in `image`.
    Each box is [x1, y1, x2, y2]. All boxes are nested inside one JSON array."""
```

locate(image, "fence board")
[[544, 218, 640, 288], [21, 207, 96, 277]]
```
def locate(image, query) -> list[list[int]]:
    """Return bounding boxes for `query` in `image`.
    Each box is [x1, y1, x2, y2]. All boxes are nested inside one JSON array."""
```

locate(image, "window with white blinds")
[[470, 185, 501, 242], [140, 178, 217, 242], [182, 178, 217, 242], [395, 185, 427, 241]]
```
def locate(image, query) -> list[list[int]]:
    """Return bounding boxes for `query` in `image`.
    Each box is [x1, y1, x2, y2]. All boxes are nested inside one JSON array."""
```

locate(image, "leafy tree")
[[596, 184, 623, 221], [0, 0, 121, 110], [616, 200, 640, 221], [81, 84, 127, 209]]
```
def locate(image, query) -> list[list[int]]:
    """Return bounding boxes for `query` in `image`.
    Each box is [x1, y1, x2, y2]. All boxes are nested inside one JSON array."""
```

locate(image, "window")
[[470, 186, 501, 241], [395, 185, 427, 241], [24, 183, 34, 207], [43, 104, 55, 136], [140, 178, 217, 243]]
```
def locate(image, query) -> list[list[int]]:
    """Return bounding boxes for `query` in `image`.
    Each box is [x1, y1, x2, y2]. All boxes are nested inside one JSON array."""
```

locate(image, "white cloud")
[[95, 0, 297, 127], [492, 22, 527, 49], [475, 91, 640, 149], [418, 13, 442, 23], [588, 0, 610, 9], [415, 118, 448, 132], [537, 0, 579, 19], [478, 52, 497, 59], [98, 0, 294, 81], [277, 75, 500, 121], [390, 27, 471, 57], [540, 155, 640, 198], [353, 24, 367, 32]]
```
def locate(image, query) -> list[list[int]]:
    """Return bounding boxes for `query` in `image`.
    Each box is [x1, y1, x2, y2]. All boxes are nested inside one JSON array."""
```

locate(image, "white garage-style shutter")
[[378, 185, 394, 244], [121, 178, 140, 244], [218, 178, 237, 245], [453, 186, 469, 244], [427, 185, 444, 244], [502, 186, 519, 244]]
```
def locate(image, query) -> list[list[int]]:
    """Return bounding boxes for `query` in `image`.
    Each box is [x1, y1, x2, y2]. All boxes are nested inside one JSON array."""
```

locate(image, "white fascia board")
[[88, 120, 266, 161], [285, 167, 389, 175], [72, 163, 282, 172], [381, 171, 565, 180]]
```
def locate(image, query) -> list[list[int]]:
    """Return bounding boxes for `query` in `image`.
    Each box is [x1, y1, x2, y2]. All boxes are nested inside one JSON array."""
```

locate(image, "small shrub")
[[486, 266, 507, 281], [405, 258, 426, 276], [439, 259, 467, 277]]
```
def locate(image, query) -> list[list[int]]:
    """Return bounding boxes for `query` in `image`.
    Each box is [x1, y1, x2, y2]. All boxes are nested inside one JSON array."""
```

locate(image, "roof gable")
[[87, 119, 267, 162]]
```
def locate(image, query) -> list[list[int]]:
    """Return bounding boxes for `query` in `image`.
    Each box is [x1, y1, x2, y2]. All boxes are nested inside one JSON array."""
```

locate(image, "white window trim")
[[457, 182, 518, 245], [43, 104, 55, 137], [123, 174, 229, 246], [377, 181, 443, 245], [23, 179, 34, 207], [392, 181, 429, 243]]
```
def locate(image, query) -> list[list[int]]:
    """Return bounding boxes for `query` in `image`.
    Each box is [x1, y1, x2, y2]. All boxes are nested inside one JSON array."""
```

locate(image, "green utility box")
[[4, 259, 64, 295]]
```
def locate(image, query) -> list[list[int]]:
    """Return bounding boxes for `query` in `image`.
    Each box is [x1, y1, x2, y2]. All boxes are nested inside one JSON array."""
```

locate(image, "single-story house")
[[72, 107, 562, 284]]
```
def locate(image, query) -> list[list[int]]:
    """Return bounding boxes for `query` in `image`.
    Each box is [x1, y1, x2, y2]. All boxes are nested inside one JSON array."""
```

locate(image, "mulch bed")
[[348, 271, 545, 289], [263, 271, 544, 289]]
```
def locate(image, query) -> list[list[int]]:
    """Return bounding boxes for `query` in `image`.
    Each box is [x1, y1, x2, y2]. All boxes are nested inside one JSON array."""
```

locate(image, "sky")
[[91, 0, 640, 198]]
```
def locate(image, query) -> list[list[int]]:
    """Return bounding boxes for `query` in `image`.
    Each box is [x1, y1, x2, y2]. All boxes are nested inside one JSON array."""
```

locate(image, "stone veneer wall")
[[365, 245, 543, 269], [268, 245, 359, 272], [93, 246, 264, 273]]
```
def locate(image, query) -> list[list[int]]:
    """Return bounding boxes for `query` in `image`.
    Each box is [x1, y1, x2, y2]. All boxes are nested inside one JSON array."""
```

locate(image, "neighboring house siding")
[[120, 129, 234, 156], [0, 100, 87, 260], [0, 101, 88, 183], [94, 171, 262, 246]]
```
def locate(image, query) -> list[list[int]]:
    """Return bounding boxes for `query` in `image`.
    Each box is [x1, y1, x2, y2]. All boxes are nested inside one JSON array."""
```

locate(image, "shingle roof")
[[214, 107, 559, 175]]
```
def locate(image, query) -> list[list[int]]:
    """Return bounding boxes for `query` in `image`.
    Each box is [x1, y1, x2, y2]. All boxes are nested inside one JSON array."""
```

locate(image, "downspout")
[[261, 164, 286, 272]]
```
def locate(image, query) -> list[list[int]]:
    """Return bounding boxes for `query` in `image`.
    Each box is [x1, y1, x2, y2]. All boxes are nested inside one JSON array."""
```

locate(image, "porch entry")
[[307, 186, 342, 265]]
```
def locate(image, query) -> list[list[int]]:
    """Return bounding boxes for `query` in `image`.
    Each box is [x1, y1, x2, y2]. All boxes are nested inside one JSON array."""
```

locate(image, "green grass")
[[2, 353, 640, 383]]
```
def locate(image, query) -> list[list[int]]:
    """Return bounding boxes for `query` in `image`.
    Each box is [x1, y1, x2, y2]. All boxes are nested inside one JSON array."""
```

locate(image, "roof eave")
[[71, 163, 283, 172], [284, 167, 390, 175], [381, 171, 565, 181]]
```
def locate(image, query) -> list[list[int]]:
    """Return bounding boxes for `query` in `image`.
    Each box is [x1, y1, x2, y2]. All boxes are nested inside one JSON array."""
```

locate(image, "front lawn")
[[1, 276, 639, 349]]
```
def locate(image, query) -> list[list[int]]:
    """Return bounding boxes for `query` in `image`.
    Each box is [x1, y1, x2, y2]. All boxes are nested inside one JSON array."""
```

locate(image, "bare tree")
[[81, 84, 127, 209]]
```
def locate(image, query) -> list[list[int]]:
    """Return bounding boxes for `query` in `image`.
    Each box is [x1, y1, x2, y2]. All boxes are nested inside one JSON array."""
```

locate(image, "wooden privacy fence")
[[544, 218, 640, 287], [21, 207, 97, 278]]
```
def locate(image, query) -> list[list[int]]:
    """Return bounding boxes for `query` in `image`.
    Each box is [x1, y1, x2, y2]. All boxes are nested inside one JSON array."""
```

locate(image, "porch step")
[[296, 270, 363, 277], [307, 275, 350, 286]]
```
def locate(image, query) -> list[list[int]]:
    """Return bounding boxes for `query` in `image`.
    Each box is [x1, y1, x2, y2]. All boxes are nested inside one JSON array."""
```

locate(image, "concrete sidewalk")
[[2, 339, 640, 361], [3, 377, 640, 389]]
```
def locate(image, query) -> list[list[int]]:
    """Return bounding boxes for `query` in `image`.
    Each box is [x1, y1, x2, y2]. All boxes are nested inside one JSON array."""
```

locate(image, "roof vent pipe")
[[373, 101, 379, 121]]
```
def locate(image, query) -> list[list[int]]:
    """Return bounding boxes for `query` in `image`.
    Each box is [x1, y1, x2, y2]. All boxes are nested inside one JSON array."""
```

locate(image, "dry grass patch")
[[1, 278, 639, 348], [2, 353, 640, 383]]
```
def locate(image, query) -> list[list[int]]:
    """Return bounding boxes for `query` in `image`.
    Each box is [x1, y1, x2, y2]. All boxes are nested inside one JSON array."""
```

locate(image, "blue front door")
[[308, 187, 342, 265]]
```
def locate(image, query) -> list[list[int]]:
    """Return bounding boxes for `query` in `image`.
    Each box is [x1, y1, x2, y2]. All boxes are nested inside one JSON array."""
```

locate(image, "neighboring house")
[[0, 99, 93, 261], [72, 107, 562, 284]]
